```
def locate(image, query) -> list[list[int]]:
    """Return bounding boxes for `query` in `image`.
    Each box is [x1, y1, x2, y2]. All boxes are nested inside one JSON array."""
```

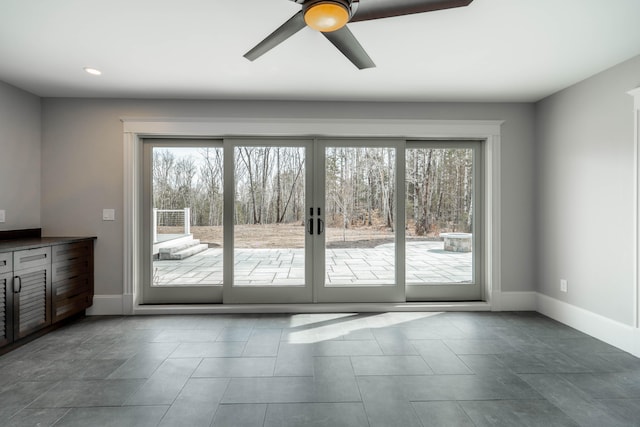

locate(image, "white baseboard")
[[84, 292, 537, 315], [132, 301, 492, 315], [536, 293, 640, 357], [86, 294, 493, 316], [122, 293, 134, 315], [86, 295, 124, 315]]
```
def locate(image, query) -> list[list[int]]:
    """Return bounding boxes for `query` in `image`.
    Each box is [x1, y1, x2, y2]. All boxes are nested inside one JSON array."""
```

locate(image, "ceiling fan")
[[244, 0, 474, 69]]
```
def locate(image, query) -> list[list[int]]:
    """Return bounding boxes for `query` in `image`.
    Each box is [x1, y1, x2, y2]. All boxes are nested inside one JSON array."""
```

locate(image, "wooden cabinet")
[[0, 237, 94, 351], [13, 247, 52, 340], [52, 241, 94, 323]]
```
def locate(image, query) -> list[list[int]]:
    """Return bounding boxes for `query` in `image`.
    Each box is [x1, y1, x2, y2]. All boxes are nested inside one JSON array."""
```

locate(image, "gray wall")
[[0, 82, 41, 231], [40, 99, 536, 297], [536, 55, 640, 325]]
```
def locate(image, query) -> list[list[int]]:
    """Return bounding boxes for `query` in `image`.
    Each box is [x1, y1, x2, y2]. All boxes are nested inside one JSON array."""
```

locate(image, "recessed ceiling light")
[[83, 67, 102, 76]]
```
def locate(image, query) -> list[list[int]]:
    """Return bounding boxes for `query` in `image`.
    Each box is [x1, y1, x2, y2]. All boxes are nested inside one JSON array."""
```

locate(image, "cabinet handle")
[[13, 276, 22, 293]]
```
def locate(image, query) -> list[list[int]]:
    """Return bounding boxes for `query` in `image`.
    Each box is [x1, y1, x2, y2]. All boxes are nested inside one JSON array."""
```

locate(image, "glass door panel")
[[405, 142, 482, 301], [224, 140, 313, 303], [142, 140, 224, 304], [315, 141, 404, 303]]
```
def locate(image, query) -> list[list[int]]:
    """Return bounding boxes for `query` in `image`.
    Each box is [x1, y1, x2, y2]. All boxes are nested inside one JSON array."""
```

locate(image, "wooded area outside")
[[406, 147, 474, 239], [153, 146, 224, 233], [325, 146, 395, 246], [153, 145, 473, 248], [151, 143, 475, 287]]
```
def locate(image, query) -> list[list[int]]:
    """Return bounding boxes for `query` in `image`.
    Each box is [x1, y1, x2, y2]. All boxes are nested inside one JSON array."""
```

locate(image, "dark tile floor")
[[1, 311, 639, 426]]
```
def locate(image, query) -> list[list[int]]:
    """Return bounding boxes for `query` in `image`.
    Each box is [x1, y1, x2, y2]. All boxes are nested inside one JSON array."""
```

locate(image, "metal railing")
[[153, 208, 191, 243]]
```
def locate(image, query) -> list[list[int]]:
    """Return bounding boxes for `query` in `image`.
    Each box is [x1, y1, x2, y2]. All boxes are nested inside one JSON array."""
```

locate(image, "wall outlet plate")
[[0, 210, 5, 223], [560, 279, 568, 292]]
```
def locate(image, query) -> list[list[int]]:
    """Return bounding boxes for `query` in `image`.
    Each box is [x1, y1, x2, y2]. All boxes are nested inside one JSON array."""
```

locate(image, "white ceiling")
[[1, 0, 639, 102]]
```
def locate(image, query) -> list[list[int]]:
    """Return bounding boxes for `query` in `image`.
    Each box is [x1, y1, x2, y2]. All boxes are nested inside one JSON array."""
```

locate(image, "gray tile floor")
[[1, 312, 639, 426], [153, 242, 472, 286]]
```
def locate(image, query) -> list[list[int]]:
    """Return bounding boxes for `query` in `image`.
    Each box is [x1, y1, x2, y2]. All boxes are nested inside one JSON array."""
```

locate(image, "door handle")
[[13, 275, 22, 293], [307, 218, 314, 235], [318, 218, 324, 235]]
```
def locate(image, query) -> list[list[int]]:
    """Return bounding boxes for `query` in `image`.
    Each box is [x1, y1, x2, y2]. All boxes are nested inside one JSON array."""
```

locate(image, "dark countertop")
[[0, 236, 96, 253]]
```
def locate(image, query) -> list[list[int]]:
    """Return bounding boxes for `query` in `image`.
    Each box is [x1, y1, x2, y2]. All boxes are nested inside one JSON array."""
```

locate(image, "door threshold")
[[133, 301, 491, 315]]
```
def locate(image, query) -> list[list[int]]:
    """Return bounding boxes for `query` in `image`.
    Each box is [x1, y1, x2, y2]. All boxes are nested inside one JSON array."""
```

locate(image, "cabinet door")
[[0, 272, 13, 346], [13, 264, 52, 339], [52, 241, 94, 322]]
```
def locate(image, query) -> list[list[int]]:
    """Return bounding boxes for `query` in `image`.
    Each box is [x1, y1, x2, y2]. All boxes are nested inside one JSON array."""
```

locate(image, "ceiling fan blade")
[[351, 0, 473, 22], [244, 11, 306, 61], [323, 26, 375, 69]]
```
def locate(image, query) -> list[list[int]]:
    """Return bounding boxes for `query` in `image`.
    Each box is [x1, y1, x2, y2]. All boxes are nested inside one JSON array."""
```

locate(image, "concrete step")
[[158, 238, 208, 260], [153, 234, 194, 256], [159, 243, 209, 260], [159, 239, 201, 255]]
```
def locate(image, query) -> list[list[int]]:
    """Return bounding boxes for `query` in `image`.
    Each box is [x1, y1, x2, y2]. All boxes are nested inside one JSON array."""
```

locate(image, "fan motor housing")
[[293, 0, 359, 17]]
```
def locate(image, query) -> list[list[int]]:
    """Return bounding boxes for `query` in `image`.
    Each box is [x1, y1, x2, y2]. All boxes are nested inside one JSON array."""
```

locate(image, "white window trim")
[[630, 87, 640, 333], [122, 117, 503, 314]]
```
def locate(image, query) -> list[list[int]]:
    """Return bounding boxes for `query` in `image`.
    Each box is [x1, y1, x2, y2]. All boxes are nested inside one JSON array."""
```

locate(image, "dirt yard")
[[159, 224, 405, 248]]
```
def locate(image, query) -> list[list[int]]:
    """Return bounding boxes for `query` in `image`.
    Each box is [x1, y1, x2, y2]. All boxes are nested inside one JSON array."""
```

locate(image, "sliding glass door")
[[142, 139, 224, 303], [141, 138, 483, 304], [405, 141, 482, 301]]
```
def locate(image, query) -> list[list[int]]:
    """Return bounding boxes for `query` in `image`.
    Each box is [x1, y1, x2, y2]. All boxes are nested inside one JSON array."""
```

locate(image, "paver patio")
[[152, 241, 472, 287]]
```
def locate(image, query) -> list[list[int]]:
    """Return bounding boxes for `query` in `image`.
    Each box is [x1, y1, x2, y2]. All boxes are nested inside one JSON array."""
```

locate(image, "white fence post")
[[184, 207, 191, 235], [152, 208, 158, 243]]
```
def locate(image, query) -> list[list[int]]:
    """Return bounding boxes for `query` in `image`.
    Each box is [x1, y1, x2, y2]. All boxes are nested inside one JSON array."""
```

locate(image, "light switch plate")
[[0, 210, 5, 223], [102, 209, 115, 221]]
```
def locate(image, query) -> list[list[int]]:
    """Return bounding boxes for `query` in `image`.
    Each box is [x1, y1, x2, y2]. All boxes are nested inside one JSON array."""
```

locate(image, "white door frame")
[[630, 87, 640, 335], [122, 118, 503, 314]]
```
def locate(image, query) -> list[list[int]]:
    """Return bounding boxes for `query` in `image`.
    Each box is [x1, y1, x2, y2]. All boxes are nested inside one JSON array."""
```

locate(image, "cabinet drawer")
[[53, 258, 91, 283], [13, 247, 51, 271], [53, 273, 91, 299], [52, 291, 92, 323], [52, 241, 92, 264], [0, 253, 12, 275]]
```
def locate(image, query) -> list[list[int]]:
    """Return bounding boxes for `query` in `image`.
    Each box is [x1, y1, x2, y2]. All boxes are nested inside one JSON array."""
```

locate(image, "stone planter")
[[440, 232, 472, 252]]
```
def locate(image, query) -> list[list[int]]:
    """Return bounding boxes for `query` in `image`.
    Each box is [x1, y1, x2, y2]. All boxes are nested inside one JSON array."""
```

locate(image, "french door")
[[224, 139, 404, 303], [141, 138, 482, 304], [223, 139, 314, 303], [313, 140, 404, 303]]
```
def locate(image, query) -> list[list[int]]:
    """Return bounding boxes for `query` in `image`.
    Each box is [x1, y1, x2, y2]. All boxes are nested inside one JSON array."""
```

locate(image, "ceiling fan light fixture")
[[304, 1, 350, 32]]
